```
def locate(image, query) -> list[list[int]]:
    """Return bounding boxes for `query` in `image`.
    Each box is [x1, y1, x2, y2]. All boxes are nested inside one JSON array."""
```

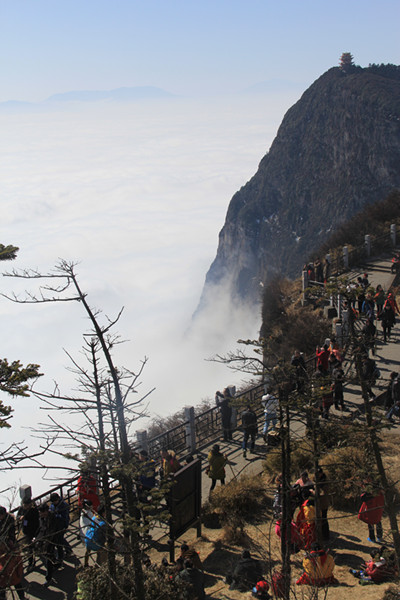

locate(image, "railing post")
[[302, 269, 308, 304], [136, 429, 148, 452], [231, 408, 238, 431], [336, 294, 341, 319], [184, 406, 196, 453], [19, 485, 31, 503], [335, 321, 343, 349], [343, 246, 349, 269], [391, 224, 397, 247], [365, 234, 371, 257], [302, 269, 308, 291]]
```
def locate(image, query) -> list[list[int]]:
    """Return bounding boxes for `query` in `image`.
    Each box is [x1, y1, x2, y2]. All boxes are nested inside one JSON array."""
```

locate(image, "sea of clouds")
[[0, 91, 299, 501]]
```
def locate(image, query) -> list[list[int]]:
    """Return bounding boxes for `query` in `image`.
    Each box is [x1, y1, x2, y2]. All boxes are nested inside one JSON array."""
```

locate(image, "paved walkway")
[[18, 253, 400, 599]]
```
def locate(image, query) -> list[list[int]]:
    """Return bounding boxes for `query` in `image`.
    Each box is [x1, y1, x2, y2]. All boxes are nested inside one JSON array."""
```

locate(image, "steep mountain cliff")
[[199, 64, 400, 309]]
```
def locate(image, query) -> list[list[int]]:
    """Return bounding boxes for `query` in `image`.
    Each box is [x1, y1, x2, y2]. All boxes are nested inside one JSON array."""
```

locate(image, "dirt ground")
[[150, 434, 400, 600]]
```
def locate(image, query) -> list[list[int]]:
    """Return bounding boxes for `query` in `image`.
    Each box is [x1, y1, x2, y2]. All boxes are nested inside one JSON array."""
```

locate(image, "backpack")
[[84, 516, 105, 551]]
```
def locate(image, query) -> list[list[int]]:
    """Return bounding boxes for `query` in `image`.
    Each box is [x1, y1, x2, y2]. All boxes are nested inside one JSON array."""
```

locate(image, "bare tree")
[[0, 242, 47, 478], [2, 259, 158, 600]]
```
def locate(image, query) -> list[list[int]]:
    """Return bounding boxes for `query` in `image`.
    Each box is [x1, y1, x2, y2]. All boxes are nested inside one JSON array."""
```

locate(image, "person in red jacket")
[[275, 519, 303, 554], [350, 546, 397, 585], [384, 292, 400, 315], [316, 345, 330, 375], [358, 488, 384, 543], [77, 471, 100, 512]]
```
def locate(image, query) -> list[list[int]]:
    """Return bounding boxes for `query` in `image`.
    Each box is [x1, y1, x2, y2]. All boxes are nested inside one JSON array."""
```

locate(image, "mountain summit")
[[198, 62, 400, 311]]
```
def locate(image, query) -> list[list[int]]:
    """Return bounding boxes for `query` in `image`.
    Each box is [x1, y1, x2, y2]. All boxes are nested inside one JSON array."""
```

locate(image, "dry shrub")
[[147, 399, 213, 439], [208, 474, 270, 543], [382, 585, 400, 600], [316, 190, 400, 258], [75, 563, 187, 600], [320, 445, 375, 510], [262, 439, 314, 479], [316, 420, 366, 451], [283, 304, 332, 357], [260, 274, 331, 360]]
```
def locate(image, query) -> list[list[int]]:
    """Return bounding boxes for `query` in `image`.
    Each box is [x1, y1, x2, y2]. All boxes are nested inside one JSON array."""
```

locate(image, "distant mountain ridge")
[[198, 63, 400, 311], [0, 86, 175, 109], [45, 86, 175, 102]]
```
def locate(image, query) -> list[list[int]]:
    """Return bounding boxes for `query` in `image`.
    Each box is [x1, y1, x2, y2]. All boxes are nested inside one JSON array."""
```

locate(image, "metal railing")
[[309, 225, 399, 281], [11, 474, 80, 515], [21, 228, 398, 511]]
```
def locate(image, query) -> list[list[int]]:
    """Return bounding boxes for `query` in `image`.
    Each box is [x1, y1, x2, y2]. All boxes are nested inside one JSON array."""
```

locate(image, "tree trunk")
[[354, 350, 400, 564]]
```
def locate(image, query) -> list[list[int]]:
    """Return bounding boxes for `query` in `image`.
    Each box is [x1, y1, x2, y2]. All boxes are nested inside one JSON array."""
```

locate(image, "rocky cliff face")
[[199, 65, 400, 310]]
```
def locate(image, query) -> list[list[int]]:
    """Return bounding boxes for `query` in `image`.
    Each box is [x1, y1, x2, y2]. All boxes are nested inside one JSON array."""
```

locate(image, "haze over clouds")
[[0, 94, 298, 498]]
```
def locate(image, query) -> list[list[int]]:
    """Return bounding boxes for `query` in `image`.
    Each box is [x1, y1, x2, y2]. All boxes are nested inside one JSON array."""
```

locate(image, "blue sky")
[[1, 0, 399, 101]]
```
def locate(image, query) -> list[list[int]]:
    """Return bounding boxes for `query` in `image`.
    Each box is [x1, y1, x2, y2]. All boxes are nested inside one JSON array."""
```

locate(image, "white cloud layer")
[[0, 92, 297, 501]]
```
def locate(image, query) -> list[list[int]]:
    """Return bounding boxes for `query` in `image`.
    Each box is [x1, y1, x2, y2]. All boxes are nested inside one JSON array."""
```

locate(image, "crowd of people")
[[0, 490, 74, 598], [1, 270, 399, 597]]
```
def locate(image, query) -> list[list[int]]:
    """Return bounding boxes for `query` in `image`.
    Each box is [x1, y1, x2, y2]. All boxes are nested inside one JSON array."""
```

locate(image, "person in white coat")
[[261, 393, 279, 442], [79, 499, 95, 567]]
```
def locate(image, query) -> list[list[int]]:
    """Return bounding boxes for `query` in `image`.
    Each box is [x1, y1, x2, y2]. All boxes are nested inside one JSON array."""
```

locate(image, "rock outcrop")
[[199, 64, 400, 310]]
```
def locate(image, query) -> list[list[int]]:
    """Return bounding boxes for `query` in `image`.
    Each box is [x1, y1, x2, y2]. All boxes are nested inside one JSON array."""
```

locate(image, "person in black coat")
[[176, 559, 205, 599], [226, 550, 264, 592], [17, 500, 39, 570], [0, 507, 16, 549], [34, 503, 64, 587]]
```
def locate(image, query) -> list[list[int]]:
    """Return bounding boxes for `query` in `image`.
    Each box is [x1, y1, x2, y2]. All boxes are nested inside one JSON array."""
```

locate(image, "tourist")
[[358, 486, 384, 543], [17, 499, 39, 571], [374, 284, 385, 317], [0, 540, 25, 600], [381, 302, 394, 342], [295, 488, 316, 550], [34, 503, 64, 587], [206, 444, 227, 495], [296, 542, 336, 586], [176, 559, 205, 599], [79, 499, 95, 567], [295, 471, 313, 488], [350, 546, 397, 585], [316, 345, 330, 376], [226, 549, 264, 592], [332, 363, 345, 410], [291, 350, 307, 393], [49, 492, 71, 561], [241, 404, 258, 458], [160, 448, 181, 478], [261, 392, 278, 441], [77, 471, 100, 511], [178, 543, 203, 571]]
